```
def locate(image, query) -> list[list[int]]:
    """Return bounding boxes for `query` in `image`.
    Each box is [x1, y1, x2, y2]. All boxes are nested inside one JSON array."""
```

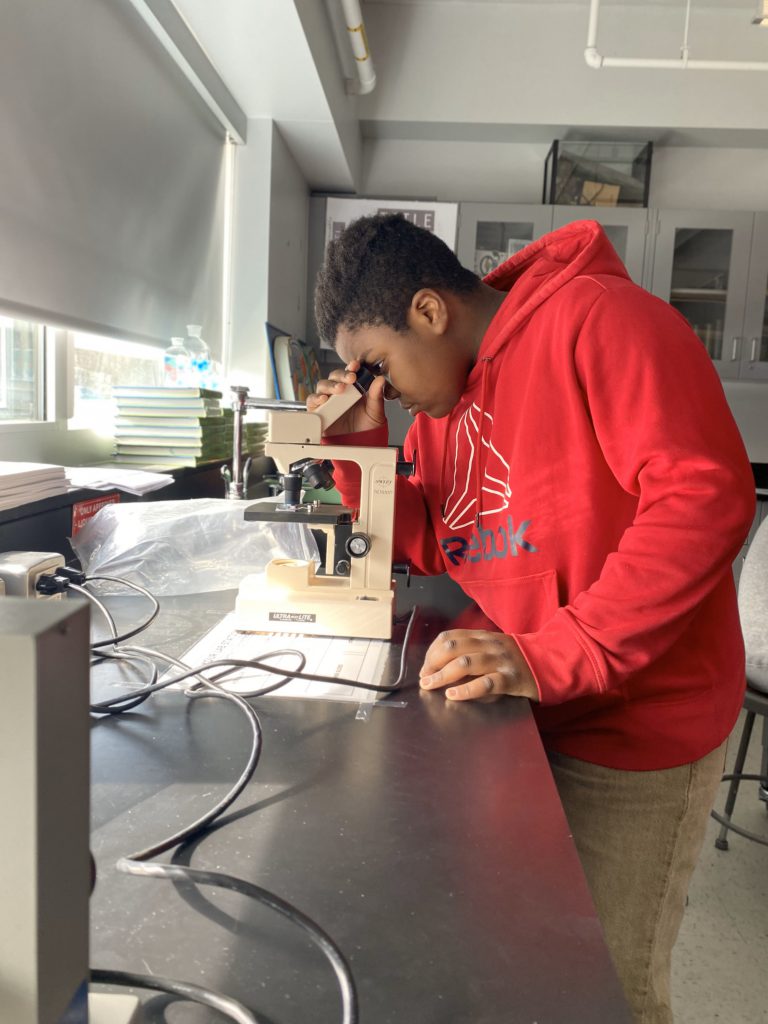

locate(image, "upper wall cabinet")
[[551, 207, 649, 285], [646, 210, 755, 381], [742, 212, 768, 381], [456, 204, 553, 278], [456, 204, 648, 285]]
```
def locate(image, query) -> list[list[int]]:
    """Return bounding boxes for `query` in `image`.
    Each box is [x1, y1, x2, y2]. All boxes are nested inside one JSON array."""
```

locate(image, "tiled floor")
[[671, 709, 768, 1023]]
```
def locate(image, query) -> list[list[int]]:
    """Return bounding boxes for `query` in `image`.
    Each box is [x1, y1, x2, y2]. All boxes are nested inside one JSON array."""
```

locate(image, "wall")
[[361, 4, 767, 135], [228, 120, 273, 393], [228, 120, 310, 397], [267, 128, 311, 343], [361, 140, 768, 210]]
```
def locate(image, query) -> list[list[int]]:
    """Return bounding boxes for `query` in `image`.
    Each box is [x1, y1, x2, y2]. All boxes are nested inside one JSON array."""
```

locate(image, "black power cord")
[[91, 968, 262, 1024], [76, 570, 418, 1023]]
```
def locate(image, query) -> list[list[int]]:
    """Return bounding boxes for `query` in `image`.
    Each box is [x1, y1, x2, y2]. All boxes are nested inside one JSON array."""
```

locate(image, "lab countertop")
[[87, 580, 631, 1024]]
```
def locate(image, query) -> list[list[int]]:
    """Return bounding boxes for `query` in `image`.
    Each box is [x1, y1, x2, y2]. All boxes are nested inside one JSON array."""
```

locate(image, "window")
[[71, 331, 163, 429], [0, 316, 46, 422]]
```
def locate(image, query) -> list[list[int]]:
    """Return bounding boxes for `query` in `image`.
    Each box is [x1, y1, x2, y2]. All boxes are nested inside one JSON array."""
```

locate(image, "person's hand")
[[418, 629, 539, 702], [306, 359, 387, 437]]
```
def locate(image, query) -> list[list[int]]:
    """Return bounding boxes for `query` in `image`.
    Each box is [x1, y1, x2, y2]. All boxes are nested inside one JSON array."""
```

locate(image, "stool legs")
[[714, 711, 755, 851]]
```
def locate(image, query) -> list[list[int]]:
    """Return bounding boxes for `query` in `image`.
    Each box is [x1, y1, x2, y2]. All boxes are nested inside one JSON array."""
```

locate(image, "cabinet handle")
[[750, 338, 758, 362], [732, 337, 741, 361]]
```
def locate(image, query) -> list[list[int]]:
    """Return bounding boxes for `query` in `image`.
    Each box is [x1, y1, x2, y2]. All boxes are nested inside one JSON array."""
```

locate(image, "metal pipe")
[[585, 0, 768, 72], [340, 0, 376, 94], [223, 387, 306, 499]]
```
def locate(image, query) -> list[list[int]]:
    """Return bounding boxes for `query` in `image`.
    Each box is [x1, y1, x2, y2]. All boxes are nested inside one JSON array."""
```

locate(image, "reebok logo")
[[441, 516, 537, 566]]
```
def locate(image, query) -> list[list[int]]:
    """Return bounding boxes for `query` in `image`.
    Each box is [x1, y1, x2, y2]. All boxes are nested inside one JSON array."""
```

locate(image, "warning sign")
[[71, 494, 120, 536]]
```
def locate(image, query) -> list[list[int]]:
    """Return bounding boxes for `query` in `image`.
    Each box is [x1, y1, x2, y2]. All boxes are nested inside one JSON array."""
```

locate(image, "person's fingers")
[[445, 674, 502, 701], [306, 392, 329, 411], [419, 648, 494, 690], [419, 630, 473, 677], [418, 630, 539, 702]]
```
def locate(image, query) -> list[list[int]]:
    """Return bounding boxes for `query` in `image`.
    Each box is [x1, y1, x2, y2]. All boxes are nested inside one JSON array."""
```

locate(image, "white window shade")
[[0, 0, 227, 356]]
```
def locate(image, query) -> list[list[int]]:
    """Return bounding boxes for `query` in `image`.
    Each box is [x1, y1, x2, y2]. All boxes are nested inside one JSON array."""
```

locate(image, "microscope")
[[225, 367, 413, 641]]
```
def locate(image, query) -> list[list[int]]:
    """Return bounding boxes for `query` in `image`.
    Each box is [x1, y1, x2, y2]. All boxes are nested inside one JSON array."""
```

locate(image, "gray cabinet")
[[456, 203, 553, 276], [307, 198, 768, 389], [646, 209, 756, 381], [456, 204, 648, 284], [741, 212, 768, 381]]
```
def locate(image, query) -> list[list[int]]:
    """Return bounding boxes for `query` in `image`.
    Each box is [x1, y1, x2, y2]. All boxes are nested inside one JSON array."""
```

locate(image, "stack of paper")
[[65, 467, 174, 496], [0, 462, 68, 512], [111, 386, 234, 468]]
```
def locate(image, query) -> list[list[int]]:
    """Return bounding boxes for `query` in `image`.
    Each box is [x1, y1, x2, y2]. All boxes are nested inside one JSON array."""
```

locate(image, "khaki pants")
[[548, 741, 727, 1024]]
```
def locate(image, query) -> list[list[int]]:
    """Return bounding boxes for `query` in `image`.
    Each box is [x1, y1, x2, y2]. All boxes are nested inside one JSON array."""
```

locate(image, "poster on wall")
[[325, 197, 459, 253]]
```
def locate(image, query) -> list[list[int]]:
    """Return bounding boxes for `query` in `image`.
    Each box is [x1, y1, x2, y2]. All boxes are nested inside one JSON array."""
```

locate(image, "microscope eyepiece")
[[354, 363, 382, 394]]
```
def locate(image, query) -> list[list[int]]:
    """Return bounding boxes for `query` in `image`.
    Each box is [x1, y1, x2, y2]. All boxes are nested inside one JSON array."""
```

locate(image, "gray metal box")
[[0, 597, 91, 1023]]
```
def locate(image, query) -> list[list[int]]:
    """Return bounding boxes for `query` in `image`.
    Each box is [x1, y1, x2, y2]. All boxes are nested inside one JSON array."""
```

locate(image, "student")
[[308, 213, 755, 1024]]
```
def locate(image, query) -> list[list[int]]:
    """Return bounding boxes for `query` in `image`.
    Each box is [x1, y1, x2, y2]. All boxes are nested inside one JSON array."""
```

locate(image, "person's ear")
[[409, 289, 448, 336]]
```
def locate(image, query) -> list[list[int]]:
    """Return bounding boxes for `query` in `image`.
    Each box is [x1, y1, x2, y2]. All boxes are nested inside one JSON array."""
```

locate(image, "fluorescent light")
[[754, 0, 768, 26]]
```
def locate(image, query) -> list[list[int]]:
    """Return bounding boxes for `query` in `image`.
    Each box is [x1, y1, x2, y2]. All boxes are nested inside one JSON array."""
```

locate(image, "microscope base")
[[235, 564, 393, 640]]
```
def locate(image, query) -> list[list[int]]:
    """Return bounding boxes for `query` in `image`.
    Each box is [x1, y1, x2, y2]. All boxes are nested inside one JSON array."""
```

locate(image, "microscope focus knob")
[[345, 533, 372, 558]]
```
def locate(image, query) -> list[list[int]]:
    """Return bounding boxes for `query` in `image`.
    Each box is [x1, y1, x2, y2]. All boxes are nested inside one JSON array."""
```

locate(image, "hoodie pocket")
[[460, 568, 560, 636]]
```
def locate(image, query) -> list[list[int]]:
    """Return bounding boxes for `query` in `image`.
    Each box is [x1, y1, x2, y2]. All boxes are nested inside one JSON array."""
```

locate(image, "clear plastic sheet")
[[70, 498, 319, 596]]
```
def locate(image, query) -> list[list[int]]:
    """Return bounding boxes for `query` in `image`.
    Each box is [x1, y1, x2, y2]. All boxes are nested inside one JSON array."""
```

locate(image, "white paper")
[[65, 466, 174, 496], [168, 612, 389, 703]]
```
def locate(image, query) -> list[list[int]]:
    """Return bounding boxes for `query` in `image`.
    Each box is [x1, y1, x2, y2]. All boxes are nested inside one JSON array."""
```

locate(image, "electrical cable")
[[77, 582, 307, 711], [82, 571, 417, 1023], [85, 574, 160, 647], [70, 582, 159, 713], [109, 668, 360, 1023], [90, 969, 262, 1024], [110, 866, 358, 1024]]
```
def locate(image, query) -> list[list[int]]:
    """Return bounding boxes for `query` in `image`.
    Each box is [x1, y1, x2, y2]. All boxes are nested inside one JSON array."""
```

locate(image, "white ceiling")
[[367, 1, 750, 6], [172, 0, 767, 191]]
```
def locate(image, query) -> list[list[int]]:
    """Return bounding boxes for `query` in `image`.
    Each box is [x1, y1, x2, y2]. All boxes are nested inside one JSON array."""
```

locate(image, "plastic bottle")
[[163, 336, 191, 386], [185, 324, 211, 389]]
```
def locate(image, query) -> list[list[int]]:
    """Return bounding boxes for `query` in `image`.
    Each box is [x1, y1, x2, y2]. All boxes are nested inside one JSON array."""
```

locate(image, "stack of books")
[[111, 386, 234, 468], [244, 420, 268, 458], [0, 462, 68, 512]]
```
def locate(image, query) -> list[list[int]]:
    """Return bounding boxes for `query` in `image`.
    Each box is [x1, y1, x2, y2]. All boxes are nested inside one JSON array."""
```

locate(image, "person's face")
[[335, 292, 475, 419]]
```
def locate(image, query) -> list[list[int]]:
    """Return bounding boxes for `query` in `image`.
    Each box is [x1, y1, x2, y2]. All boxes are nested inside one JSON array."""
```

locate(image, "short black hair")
[[314, 213, 480, 347]]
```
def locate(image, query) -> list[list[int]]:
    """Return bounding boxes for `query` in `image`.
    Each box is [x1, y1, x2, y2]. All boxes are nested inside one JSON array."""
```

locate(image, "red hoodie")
[[329, 221, 755, 770]]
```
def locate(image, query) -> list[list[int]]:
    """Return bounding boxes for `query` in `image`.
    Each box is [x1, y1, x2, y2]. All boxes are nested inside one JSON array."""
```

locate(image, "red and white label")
[[71, 494, 120, 536]]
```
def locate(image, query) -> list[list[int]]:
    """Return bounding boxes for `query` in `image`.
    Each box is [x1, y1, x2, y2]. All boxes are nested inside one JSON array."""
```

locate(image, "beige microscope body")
[[234, 382, 402, 640]]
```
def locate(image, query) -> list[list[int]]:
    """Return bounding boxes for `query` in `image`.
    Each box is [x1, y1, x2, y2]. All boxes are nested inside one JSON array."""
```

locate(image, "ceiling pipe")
[[340, 0, 376, 94], [585, 0, 768, 72]]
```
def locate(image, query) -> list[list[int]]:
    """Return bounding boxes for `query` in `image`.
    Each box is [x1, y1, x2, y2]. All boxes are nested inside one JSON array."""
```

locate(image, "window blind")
[[0, 0, 227, 355]]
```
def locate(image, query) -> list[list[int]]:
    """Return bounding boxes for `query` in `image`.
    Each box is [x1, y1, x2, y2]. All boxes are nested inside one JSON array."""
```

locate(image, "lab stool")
[[712, 684, 768, 850]]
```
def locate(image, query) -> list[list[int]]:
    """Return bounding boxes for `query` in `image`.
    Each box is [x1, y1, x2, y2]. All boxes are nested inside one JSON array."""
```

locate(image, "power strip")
[[0, 550, 65, 598]]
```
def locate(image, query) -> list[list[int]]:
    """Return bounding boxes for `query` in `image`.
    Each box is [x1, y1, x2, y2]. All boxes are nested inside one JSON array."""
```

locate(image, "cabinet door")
[[740, 212, 768, 381], [648, 210, 753, 380], [551, 207, 649, 284], [456, 204, 553, 277]]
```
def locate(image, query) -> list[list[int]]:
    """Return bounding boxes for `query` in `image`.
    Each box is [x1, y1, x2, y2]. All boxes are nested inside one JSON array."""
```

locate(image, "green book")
[[112, 386, 222, 400]]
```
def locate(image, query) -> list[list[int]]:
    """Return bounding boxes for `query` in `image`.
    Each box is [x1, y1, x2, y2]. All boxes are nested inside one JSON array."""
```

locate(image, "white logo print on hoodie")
[[442, 402, 513, 529]]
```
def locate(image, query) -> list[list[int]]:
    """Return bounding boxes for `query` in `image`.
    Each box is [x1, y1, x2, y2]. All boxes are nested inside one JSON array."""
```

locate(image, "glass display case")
[[543, 141, 652, 208], [648, 210, 753, 380]]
